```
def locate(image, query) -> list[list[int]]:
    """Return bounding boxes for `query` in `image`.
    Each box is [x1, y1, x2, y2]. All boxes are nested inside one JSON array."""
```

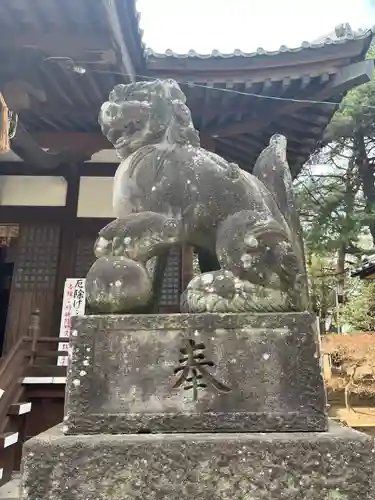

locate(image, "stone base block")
[[21, 424, 375, 500], [66, 312, 327, 433]]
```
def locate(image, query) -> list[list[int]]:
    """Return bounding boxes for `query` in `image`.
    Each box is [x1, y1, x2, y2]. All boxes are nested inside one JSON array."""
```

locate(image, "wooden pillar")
[[53, 165, 80, 329], [181, 245, 194, 292]]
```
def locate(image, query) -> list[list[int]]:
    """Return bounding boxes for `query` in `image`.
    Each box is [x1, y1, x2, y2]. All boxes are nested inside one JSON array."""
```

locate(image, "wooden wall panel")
[[4, 224, 60, 351], [75, 237, 96, 278], [24, 397, 64, 441]]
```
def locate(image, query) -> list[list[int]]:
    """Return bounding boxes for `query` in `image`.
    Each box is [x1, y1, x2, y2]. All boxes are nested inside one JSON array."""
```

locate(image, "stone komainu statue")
[[85, 78, 309, 314]]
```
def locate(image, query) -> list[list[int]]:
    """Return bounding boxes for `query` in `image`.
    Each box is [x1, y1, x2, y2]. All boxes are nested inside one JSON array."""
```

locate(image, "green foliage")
[[325, 38, 375, 141], [366, 36, 375, 60], [298, 37, 375, 329], [296, 154, 365, 256], [342, 279, 375, 331], [298, 36, 375, 256], [326, 81, 375, 140], [307, 254, 336, 313]]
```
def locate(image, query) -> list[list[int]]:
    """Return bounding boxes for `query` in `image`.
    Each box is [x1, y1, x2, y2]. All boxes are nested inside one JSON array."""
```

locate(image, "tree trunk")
[[319, 287, 328, 334], [336, 154, 357, 331], [307, 254, 325, 333], [355, 132, 375, 245], [336, 243, 346, 333]]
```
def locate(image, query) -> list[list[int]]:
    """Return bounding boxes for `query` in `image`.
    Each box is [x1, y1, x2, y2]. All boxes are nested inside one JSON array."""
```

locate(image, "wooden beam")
[[53, 166, 81, 326], [333, 59, 374, 91], [0, 32, 115, 62], [11, 124, 90, 171], [0, 206, 66, 223], [101, 0, 136, 82], [0, 163, 57, 176], [77, 163, 118, 177], [32, 133, 112, 156], [0, 162, 118, 177], [11, 123, 63, 170], [207, 61, 374, 138]]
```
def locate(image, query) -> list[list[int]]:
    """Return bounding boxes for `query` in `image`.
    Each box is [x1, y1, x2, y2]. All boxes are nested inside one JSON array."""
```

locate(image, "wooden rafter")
[[234, 134, 265, 151], [217, 138, 254, 158], [279, 116, 323, 135], [208, 60, 375, 138]]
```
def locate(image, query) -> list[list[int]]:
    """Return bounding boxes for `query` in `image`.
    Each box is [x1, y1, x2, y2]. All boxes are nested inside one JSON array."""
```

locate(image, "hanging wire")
[[44, 56, 375, 111]]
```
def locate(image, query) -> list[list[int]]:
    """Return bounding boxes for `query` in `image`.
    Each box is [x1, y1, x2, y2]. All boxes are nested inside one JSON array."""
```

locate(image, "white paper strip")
[[58, 279, 86, 366]]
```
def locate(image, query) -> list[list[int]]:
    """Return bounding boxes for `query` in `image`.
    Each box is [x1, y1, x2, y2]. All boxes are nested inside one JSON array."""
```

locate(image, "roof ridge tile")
[[144, 27, 374, 60]]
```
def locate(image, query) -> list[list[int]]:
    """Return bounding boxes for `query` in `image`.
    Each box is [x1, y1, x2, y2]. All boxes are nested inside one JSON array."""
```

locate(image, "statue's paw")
[[181, 270, 293, 313], [94, 234, 112, 258], [85, 256, 152, 314], [94, 213, 181, 261]]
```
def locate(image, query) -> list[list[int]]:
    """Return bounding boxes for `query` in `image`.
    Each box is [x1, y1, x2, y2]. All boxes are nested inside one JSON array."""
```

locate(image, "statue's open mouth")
[[101, 98, 151, 149], [114, 119, 144, 148]]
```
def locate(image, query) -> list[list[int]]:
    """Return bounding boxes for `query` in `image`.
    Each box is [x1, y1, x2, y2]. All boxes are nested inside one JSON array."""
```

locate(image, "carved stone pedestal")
[[64, 313, 327, 433], [19, 313, 375, 499], [20, 424, 375, 500]]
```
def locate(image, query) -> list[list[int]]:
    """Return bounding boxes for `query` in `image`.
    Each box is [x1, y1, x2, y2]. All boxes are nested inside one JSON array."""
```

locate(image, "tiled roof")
[[351, 255, 375, 278], [145, 26, 374, 59]]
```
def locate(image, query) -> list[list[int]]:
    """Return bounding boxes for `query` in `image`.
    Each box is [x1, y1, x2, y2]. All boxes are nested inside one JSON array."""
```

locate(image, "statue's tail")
[[253, 134, 309, 309]]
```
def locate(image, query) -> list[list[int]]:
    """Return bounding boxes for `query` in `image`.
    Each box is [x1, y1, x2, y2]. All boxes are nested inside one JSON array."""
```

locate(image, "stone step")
[[0, 473, 20, 500], [7, 402, 32, 416], [22, 376, 66, 385], [20, 424, 375, 499]]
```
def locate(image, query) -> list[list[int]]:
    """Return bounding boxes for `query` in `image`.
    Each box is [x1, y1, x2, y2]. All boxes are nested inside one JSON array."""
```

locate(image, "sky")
[[137, 0, 375, 53]]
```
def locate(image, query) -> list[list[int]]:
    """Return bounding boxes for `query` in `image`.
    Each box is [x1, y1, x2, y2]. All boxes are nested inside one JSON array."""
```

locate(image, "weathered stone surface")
[[20, 424, 375, 500], [85, 256, 152, 313], [65, 312, 327, 434]]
